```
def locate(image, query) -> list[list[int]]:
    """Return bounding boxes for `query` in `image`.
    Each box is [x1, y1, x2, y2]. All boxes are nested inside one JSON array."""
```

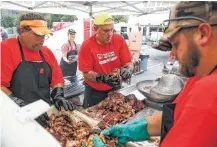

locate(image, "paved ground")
[[130, 45, 169, 84]]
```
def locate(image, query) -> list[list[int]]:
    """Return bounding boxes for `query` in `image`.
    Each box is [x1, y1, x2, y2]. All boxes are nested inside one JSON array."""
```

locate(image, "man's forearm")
[[147, 112, 162, 136], [83, 71, 98, 82], [1, 86, 12, 96], [122, 62, 134, 71], [52, 83, 64, 88]]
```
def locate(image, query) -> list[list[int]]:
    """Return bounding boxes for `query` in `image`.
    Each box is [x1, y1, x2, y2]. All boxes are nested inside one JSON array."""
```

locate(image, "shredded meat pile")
[[46, 114, 117, 147], [87, 91, 145, 128]]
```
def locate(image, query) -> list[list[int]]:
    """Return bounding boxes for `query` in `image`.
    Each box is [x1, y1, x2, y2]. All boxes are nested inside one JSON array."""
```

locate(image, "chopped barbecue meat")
[[47, 92, 144, 147], [86, 92, 145, 128], [47, 114, 118, 147]]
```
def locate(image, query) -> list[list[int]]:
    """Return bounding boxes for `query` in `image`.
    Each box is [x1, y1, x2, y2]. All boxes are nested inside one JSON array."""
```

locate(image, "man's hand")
[[51, 87, 74, 111], [120, 68, 133, 81], [93, 135, 107, 147], [96, 74, 121, 88], [102, 118, 150, 146], [35, 112, 50, 128]]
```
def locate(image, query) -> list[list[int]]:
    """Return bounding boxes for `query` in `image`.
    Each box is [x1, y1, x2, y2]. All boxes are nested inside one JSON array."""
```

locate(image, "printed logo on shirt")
[[97, 51, 118, 65]]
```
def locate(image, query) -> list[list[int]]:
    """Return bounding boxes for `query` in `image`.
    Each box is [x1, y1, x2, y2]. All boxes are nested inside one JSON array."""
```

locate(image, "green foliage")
[[1, 9, 78, 29], [113, 15, 128, 23], [1, 15, 16, 28]]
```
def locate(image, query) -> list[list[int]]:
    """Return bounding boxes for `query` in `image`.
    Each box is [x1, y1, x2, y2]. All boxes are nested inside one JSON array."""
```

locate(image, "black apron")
[[160, 65, 217, 143], [10, 39, 52, 104], [60, 41, 78, 77], [83, 82, 112, 109]]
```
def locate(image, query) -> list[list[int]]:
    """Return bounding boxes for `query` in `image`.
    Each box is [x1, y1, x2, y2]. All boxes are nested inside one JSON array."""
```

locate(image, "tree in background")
[[1, 9, 78, 29], [1, 16, 16, 28], [113, 15, 128, 23]]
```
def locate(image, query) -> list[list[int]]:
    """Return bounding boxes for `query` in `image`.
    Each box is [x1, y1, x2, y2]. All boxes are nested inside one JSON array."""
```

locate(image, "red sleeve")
[[161, 107, 217, 147], [0, 42, 14, 87], [119, 36, 132, 65], [78, 42, 93, 72], [45, 48, 64, 87], [62, 43, 69, 54]]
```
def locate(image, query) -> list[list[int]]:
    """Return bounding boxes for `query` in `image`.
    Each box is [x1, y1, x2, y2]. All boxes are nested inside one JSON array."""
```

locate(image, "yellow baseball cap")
[[20, 20, 52, 35], [94, 12, 113, 25]]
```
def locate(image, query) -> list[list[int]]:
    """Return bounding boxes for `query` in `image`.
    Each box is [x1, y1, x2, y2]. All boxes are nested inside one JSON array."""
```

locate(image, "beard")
[[178, 41, 200, 77], [31, 44, 43, 51]]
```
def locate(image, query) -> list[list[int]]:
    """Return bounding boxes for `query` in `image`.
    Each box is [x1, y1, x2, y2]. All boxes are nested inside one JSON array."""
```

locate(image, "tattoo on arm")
[[123, 62, 134, 71]]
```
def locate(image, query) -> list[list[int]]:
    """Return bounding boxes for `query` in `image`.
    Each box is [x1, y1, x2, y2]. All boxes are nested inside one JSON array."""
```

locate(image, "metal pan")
[[136, 75, 185, 102]]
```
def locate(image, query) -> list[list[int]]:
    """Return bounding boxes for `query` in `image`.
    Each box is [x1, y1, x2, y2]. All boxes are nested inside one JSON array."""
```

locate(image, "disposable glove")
[[120, 68, 133, 81], [96, 74, 121, 89], [93, 135, 107, 147], [51, 87, 74, 111], [102, 118, 150, 147], [35, 112, 50, 128], [9, 94, 27, 107], [9, 94, 49, 128]]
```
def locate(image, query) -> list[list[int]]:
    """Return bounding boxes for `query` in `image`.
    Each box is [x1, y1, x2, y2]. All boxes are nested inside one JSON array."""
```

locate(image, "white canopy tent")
[[1, 1, 178, 18], [1, 1, 178, 54]]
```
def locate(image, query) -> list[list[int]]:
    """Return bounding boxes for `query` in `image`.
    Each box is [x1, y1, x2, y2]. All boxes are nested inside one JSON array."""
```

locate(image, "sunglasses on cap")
[[68, 29, 76, 34], [161, 16, 217, 33]]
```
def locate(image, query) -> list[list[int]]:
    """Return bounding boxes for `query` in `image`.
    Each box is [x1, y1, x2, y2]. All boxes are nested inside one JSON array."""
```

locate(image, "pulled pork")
[[87, 91, 145, 128]]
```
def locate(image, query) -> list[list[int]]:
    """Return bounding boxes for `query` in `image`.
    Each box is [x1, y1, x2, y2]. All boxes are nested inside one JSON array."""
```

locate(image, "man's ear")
[[94, 25, 98, 31], [197, 23, 212, 46], [19, 28, 26, 37]]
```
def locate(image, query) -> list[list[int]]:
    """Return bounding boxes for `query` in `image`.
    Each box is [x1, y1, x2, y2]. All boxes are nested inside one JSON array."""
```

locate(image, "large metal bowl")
[[136, 74, 185, 102]]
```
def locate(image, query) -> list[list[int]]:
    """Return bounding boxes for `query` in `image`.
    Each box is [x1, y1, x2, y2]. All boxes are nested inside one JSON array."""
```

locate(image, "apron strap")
[[39, 51, 45, 62], [208, 64, 217, 75], [17, 38, 25, 61], [18, 38, 45, 62]]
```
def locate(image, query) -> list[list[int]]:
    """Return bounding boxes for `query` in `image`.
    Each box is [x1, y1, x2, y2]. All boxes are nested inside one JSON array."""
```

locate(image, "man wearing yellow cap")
[[78, 12, 134, 108], [93, 2, 217, 147], [1, 13, 75, 127]]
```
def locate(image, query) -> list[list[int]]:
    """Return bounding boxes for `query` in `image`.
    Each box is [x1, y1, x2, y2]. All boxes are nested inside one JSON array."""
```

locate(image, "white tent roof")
[[1, 1, 178, 18]]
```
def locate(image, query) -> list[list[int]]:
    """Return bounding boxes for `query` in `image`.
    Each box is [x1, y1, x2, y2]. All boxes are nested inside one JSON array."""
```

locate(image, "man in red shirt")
[[78, 12, 133, 108], [92, 2, 217, 147], [1, 13, 74, 127]]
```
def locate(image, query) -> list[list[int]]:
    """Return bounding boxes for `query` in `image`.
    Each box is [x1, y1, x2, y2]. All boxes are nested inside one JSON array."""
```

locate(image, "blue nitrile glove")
[[93, 135, 107, 147], [102, 118, 150, 147]]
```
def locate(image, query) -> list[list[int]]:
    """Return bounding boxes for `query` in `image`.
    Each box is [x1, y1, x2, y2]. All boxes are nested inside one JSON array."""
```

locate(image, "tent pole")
[[89, 5, 93, 37]]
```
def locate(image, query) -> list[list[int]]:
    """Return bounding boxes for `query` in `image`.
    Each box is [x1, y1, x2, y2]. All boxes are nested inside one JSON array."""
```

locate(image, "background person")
[[0, 27, 8, 41], [78, 12, 134, 109], [120, 28, 129, 46], [60, 29, 78, 77]]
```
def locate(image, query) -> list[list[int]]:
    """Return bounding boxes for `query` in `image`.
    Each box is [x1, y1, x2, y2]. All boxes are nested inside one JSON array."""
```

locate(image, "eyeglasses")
[[161, 16, 208, 33]]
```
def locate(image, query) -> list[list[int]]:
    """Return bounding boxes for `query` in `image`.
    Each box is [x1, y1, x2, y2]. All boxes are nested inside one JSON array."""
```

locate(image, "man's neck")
[[196, 48, 217, 78], [18, 36, 26, 47]]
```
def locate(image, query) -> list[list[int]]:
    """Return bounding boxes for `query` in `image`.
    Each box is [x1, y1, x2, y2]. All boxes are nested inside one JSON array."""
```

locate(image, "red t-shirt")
[[78, 34, 132, 91], [62, 41, 76, 54], [1, 38, 64, 88], [161, 70, 217, 147]]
